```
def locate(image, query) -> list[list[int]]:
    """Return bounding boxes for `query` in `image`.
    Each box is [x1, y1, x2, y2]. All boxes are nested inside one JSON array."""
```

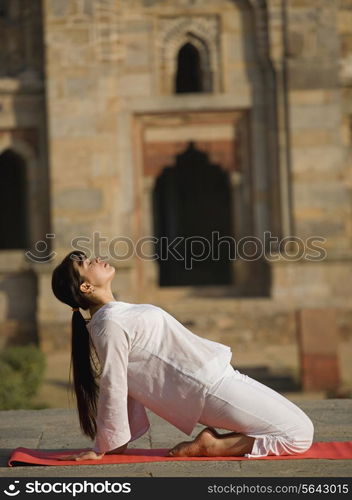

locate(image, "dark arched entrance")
[[153, 142, 235, 286], [175, 42, 203, 93], [0, 149, 28, 249]]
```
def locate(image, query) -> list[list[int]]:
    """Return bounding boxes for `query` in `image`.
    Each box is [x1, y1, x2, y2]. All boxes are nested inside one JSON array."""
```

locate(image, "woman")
[[51, 250, 314, 461]]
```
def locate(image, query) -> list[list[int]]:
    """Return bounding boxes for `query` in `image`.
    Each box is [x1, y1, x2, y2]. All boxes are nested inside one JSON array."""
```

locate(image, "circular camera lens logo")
[[4, 481, 20, 496]]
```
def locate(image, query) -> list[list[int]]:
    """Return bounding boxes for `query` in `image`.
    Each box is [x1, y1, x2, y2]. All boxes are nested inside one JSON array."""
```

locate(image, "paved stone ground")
[[0, 400, 351, 477]]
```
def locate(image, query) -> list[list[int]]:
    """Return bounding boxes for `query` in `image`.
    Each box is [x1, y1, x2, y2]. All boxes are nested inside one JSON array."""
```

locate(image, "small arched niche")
[[176, 42, 203, 93], [159, 16, 220, 95], [0, 148, 29, 249], [174, 33, 212, 93]]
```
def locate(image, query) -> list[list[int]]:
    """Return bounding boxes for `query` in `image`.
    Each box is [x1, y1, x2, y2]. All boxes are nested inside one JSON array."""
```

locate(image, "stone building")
[[0, 0, 351, 390]]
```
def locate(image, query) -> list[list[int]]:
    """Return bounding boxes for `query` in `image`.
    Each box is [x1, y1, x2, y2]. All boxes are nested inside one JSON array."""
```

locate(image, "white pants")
[[198, 364, 314, 458]]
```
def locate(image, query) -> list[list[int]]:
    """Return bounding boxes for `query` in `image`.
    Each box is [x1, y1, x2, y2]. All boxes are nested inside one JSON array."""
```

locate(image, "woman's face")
[[73, 256, 115, 288]]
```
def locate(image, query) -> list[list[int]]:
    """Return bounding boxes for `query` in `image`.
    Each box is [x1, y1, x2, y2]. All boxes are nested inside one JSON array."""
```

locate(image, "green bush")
[[0, 361, 28, 409], [0, 343, 46, 410]]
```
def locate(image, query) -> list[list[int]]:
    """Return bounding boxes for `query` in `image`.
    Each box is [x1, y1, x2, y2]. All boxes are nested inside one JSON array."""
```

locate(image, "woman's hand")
[[57, 449, 105, 461]]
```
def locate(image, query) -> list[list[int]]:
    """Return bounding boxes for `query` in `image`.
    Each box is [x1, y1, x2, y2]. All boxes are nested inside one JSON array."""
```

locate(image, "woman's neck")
[[89, 295, 116, 318]]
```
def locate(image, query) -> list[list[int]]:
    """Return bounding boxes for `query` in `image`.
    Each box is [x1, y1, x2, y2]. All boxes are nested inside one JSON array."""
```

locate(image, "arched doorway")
[[153, 142, 235, 286], [0, 149, 29, 249]]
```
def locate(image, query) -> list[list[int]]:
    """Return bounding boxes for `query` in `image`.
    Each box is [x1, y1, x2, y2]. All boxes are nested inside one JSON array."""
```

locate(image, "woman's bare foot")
[[168, 426, 254, 457], [168, 427, 219, 457]]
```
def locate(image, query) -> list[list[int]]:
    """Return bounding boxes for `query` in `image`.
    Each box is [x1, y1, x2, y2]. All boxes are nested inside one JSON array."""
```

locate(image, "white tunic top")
[[86, 301, 233, 454]]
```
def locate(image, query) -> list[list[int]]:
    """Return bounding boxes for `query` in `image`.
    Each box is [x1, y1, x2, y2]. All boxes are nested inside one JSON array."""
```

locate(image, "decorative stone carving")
[[157, 15, 220, 94]]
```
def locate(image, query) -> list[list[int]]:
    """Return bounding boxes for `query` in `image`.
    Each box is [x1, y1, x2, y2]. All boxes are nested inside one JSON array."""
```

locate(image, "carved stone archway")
[[158, 16, 221, 94]]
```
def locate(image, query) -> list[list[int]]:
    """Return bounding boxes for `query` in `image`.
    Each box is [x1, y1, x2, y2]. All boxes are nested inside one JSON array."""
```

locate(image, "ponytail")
[[70, 309, 100, 440], [51, 250, 101, 442]]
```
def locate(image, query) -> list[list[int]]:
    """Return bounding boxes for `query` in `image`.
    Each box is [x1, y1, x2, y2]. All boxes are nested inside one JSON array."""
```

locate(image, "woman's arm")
[[59, 319, 133, 461], [91, 318, 132, 454]]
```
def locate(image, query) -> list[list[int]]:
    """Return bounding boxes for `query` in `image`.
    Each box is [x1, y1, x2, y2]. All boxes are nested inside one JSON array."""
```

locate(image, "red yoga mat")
[[8, 441, 352, 466]]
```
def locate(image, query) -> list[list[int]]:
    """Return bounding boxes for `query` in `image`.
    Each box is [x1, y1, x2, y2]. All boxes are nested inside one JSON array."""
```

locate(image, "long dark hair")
[[51, 250, 100, 440]]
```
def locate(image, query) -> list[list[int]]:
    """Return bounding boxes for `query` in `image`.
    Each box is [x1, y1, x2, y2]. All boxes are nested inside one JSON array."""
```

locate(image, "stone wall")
[[284, 1, 352, 255], [38, 0, 352, 359], [0, 1, 351, 389], [0, 0, 49, 347]]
